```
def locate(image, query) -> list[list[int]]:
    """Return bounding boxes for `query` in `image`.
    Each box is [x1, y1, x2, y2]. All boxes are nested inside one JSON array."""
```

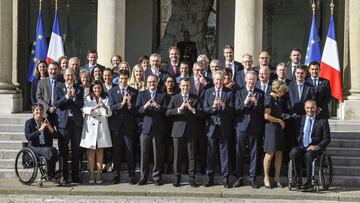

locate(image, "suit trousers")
[[173, 133, 195, 178], [206, 126, 229, 182], [58, 118, 82, 180], [235, 130, 259, 183], [111, 129, 135, 177], [140, 132, 163, 181], [289, 146, 321, 182]]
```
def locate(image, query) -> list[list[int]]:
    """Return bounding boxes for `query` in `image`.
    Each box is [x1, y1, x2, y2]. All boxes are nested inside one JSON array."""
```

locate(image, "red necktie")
[[196, 80, 200, 95], [173, 64, 177, 75]]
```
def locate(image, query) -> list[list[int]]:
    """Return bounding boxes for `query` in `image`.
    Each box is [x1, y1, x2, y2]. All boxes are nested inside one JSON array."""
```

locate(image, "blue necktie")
[[303, 118, 312, 147]]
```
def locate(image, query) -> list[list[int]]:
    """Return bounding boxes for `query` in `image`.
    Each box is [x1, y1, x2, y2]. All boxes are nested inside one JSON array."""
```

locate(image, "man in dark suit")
[[289, 100, 331, 190], [286, 48, 302, 81], [235, 53, 253, 88], [203, 71, 234, 188], [36, 62, 60, 126], [135, 74, 167, 186], [253, 51, 277, 81], [233, 71, 264, 189], [287, 65, 315, 154], [223, 45, 243, 80], [256, 66, 272, 96], [165, 46, 181, 77], [175, 62, 190, 83], [307, 61, 331, 119], [54, 68, 84, 184], [189, 62, 212, 174], [145, 53, 167, 88], [108, 69, 138, 184], [80, 49, 105, 73], [276, 62, 292, 85], [166, 77, 200, 187]]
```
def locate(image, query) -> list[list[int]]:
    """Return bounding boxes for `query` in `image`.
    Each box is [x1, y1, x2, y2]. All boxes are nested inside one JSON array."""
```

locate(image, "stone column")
[[343, 0, 360, 119], [97, 0, 125, 67], [234, 0, 263, 64], [0, 0, 22, 113]]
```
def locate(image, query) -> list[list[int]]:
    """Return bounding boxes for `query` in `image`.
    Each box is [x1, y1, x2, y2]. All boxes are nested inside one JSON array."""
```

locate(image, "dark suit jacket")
[[297, 116, 331, 149], [255, 80, 272, 96], [235, 70, 246, 88], [31, 79, 40, 105], [165, 61, 181, 77], [144, 68, 167, 88], [25, 117, 56, 147], [189, 75, 212, 102], [54, 83, 84, 129], [166, 93, 201, 138], [288, 81, 315, 116], [306, 77, 331, 119], [224, 61, 243, 80], [286, 63, 299, 81], [135, 89, 167, 135], [80, 63, 105, 73], [203, 87, 234, 138], [108, 86, 138, 132], [234, 87, 265, 133]]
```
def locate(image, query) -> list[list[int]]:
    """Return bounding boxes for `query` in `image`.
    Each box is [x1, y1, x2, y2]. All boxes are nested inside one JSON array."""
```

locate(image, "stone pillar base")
[[343, 99, 360, 120], [0, 93, 23, 114]]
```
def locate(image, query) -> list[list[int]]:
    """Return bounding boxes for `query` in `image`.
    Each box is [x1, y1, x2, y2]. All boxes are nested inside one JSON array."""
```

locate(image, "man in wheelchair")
[[24, 103, 59, 179], [289, 100, 330, 190]]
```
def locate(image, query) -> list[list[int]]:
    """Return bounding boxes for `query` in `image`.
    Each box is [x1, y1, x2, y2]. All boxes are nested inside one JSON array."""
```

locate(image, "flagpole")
[[39, 0, 42, 11], [55, 0, 58, 10], [312, 0, 316, 16], [330, 0, 334, 16]]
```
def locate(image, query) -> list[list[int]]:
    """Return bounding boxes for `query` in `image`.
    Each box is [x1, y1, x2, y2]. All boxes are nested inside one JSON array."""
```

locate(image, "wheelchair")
[[14, 142, 63, 187], [288, 150, 333, 192]]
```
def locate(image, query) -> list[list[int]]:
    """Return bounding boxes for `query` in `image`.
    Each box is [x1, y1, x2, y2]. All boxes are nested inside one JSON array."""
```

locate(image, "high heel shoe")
[[273, 181, 284, 188]]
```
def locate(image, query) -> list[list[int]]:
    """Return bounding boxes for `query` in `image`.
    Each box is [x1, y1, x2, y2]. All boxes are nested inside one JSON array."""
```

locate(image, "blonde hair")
[[128, 64, 146, 91], [271, 80, 288, 95]]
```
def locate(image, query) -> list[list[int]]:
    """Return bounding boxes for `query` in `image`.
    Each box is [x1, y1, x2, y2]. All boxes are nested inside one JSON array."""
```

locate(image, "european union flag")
[[27, 10, 48, 82], [304, 16, 321, 66]]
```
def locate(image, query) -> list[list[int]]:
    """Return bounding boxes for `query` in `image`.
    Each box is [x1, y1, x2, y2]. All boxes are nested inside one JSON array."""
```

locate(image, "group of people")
[[25, 45, 331, 190]]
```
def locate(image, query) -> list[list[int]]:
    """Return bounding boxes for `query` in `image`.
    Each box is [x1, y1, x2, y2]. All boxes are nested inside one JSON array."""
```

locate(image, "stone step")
[[0, 150, 19, 159], [332, 166, 360, 176], [328, 138, 360, 148], [0, 114, 30, 125], [0, 132, 26, 141], [329, 120, 360, 131], [331, 175, 360, 187], [331, 132, 360, 139], [0, 124, 24, 133], [327, 147, 360, 157], [0, 159, 14, 169], [0, 141, 58, 151], [332, 156, 360, 166]]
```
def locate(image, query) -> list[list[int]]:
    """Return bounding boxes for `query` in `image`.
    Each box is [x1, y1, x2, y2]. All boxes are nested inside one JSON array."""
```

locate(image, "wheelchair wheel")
[[14, 148, 38, 185], [319, 153, 333, 190]]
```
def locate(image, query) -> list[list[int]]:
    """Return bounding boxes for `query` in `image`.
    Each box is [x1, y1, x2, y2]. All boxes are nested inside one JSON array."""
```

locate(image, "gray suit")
[[36, 77, 58, 126]]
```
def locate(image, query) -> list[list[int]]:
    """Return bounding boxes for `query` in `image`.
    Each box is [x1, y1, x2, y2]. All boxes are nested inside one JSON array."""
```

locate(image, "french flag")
[[320, 15, 343, 102], [46, 10, 64, 63]]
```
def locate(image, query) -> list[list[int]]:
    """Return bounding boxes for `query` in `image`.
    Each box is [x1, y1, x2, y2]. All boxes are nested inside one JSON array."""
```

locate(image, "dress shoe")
[[189, 178, 196, 187], [273, 181, 284, 188], [154, 180, 162, 186], [203, 180, 214, 187], [72, 176, 82, 184], [295, 177, 302, 189], [129, 176, 137, 185], [112, 176, 120, 184], [249, 182, 259, 189], [223, 181, 231, 188], [301, 181, 312, 190], [233, 181, 244, 188], [137, 179, 147, 185], [173, 180, 181, 187]]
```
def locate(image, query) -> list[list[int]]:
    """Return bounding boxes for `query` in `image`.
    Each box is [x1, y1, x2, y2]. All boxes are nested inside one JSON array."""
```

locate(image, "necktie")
[[216, 89, 221, 98], [303, 118, 313, 147], [51, 79, 55, 106], [173, 64, 177, 75], [261, 84, 266, 92], [151, 91, 155, 100], [195, 80, 200, 95], [313, 78, 317, 87], [183, 95, 187, 102], [298, 84, 303, 100]]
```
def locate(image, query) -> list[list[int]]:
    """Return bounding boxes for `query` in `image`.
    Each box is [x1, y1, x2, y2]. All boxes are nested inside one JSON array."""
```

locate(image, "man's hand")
[[144, 99, 153, 109], [306, 145, 320, 152]]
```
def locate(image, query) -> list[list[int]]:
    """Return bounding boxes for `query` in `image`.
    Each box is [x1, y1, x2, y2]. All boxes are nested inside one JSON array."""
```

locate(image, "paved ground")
[[0, 179, 360, 202]]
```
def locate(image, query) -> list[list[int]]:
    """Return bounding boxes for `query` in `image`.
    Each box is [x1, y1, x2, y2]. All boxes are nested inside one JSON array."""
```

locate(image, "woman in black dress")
[[263, 80, 288, 188]]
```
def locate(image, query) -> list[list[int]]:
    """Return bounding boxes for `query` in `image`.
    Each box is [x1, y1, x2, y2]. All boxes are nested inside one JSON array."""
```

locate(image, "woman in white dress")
[[80, 80, 112, 184]]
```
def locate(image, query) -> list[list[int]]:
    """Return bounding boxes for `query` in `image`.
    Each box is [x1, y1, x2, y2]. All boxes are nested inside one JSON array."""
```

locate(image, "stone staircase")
[[1, 114, 360, 186]]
